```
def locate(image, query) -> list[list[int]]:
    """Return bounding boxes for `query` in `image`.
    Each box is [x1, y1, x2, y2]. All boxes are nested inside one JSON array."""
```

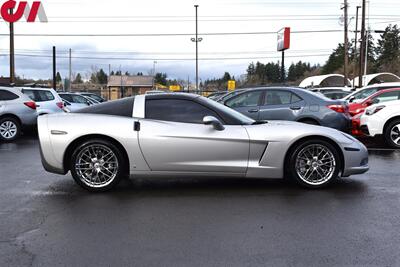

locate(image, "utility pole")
[[52, 46, 56, 90], [191, 5, 202, 93], [9, 8, 15, 85], [358, 0, 366, 88], [281, 51, 285, 83], [353, 6, 361, 88], [108, 64, 111, 100], [342, 0, 349, 87], [119, 65, 123, 98], [68, 48, 72, 92], [152, 61, 157, 90]]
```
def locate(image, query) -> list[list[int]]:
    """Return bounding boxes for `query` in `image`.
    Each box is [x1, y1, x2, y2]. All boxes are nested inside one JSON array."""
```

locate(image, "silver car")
[[38, 93, 369, 192], [0, 87, 38, 141], [58, 93, 92, 112], [19, 87, 65, 115]]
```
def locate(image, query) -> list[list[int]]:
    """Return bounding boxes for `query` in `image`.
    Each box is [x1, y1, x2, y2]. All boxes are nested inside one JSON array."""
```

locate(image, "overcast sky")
[[0, 0, 399, 81]]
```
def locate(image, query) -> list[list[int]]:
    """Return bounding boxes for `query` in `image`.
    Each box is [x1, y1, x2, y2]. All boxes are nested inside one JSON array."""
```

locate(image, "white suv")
[[360, 99, 400, 148], [18, 87, 65, 115]]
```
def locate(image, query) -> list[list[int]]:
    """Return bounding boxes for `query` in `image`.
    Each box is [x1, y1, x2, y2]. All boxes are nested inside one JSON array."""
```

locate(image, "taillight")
[[327, 104, 346, 113], [24, 101, 37, 110], [56, 102, 64, 109]]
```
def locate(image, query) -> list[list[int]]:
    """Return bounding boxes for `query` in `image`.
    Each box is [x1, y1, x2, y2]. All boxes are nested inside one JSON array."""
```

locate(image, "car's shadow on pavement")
[[46, 175, 369, 200]]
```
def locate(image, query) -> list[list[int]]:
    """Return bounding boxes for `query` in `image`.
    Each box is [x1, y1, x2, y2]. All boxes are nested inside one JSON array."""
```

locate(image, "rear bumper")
[[20, 112, 38, 126]]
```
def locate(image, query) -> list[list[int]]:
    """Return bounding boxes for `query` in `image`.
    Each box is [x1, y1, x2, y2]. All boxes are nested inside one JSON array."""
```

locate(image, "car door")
[[258, 90, 305, 121], [138, 98, 250, 173], [224, 90, 263, 120]]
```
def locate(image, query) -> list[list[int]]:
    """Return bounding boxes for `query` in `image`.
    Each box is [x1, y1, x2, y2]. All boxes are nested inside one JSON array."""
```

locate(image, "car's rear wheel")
[[384, 119, 400, 149], [0, 117, 21, 142], [288, 140, 340, 188], [70, 139, 125, 192]]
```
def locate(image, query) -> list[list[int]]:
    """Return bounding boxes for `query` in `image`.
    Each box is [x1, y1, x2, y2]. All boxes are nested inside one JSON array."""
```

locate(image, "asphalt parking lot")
[[1, 136, 400, 267]]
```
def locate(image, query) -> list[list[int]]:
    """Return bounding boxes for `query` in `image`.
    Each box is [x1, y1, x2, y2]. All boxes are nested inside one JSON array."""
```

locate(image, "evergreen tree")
[[74, 73, 83, 84], [376, 25, 400, 69], [56, 72, 62, 83], [96, 69, 108, 84]]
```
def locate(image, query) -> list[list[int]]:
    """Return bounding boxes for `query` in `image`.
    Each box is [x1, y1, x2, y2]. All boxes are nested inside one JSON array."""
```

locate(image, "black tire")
[[0, 117, 21, 142], [384, 119, 400, 149], [300, 119, 320, 125], [288, 139, 341, 189], [70, 139, 126, 192]]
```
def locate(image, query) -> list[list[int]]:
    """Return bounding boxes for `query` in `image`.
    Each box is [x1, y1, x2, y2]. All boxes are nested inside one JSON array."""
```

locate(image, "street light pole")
[[191, 5, 202, 93], [342, 0, 349, 87], [353, 6, 361, 88], [358, 0, 366, 88]]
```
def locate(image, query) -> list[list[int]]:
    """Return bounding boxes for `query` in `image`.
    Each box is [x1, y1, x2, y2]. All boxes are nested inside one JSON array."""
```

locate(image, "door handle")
[[248, 109, 259, 113], [290, 106, 301, 110]]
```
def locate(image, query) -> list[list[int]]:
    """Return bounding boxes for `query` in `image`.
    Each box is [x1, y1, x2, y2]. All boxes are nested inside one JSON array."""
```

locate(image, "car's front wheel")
[[288, 140, 340, 188], [70, 139, 125, 192], [0, 117, 21, 142], [384, 119, 400, 149]]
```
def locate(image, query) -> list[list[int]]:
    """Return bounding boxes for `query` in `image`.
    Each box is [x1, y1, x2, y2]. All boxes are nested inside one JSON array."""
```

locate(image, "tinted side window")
[[60, 94, 73, 102], [354, 88, 378, 100], [225, 91, 262, 108], [22, 90, 37, 101], [22, 90, 55, 102], [0, 90, 19, 101], [373, 91, 400, 103], [38, 90, 55, 101], [76, 97, 134, 117], [146, 99, 223, 124], [264, 90, 292, 105], [291, 93, 303, 103]]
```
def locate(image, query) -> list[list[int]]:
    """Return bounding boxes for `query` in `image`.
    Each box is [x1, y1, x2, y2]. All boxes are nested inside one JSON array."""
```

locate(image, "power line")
[[0, 29, 342, 37], [3, 48, 334, 55], [0, 53, 332, 61]]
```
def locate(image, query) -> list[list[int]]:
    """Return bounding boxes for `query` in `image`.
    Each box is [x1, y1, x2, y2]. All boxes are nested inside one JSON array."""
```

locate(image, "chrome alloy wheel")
[[75, 144, 119, 188], [0, 120, 17, 139], [390, 124, 400, 146], [295, 144, 336, 186]]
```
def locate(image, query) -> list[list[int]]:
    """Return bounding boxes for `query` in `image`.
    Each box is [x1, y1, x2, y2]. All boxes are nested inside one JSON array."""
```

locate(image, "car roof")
[[363, 82, 400, 89], [145, 92, 200, 100]]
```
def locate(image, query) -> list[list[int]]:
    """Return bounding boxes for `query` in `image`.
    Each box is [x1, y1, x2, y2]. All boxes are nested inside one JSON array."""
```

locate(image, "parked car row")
[[0, 86, 105, 142], [209, 87, 352, 132], [207, 84, 400, 148]]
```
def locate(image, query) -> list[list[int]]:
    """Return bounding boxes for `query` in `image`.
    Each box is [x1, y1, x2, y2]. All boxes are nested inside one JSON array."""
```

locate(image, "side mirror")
[[348, 96, 355, 103], [203, 116, 225, 131], [365, 100, 373, 106]]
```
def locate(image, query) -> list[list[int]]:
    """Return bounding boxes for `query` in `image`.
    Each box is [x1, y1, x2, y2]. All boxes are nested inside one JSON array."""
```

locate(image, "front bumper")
[[341, 140, 369, 177]]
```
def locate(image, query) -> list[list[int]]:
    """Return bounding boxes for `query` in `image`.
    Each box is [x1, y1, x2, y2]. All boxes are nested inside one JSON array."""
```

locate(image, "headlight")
[[365, 105, 385, 116]]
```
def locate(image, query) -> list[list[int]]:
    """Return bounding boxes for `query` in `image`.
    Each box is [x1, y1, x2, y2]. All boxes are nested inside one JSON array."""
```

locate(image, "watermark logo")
[[1, 0, 47, 23]]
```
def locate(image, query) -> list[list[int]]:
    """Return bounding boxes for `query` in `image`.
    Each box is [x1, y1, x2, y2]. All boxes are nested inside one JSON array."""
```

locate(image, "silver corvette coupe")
[[38, 93, 369, 192]]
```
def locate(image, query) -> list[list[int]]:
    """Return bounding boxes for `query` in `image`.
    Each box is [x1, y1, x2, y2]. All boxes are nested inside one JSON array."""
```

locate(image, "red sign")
[[277, 27, 290, 51], [1, 0, 47, 23]]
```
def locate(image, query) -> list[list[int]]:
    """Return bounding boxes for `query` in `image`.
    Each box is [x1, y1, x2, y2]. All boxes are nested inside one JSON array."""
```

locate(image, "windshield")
[[200, 96, 255, 125]]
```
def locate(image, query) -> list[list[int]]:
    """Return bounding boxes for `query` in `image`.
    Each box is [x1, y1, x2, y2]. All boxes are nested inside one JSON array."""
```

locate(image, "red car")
[[348, 88, 400, 116]]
